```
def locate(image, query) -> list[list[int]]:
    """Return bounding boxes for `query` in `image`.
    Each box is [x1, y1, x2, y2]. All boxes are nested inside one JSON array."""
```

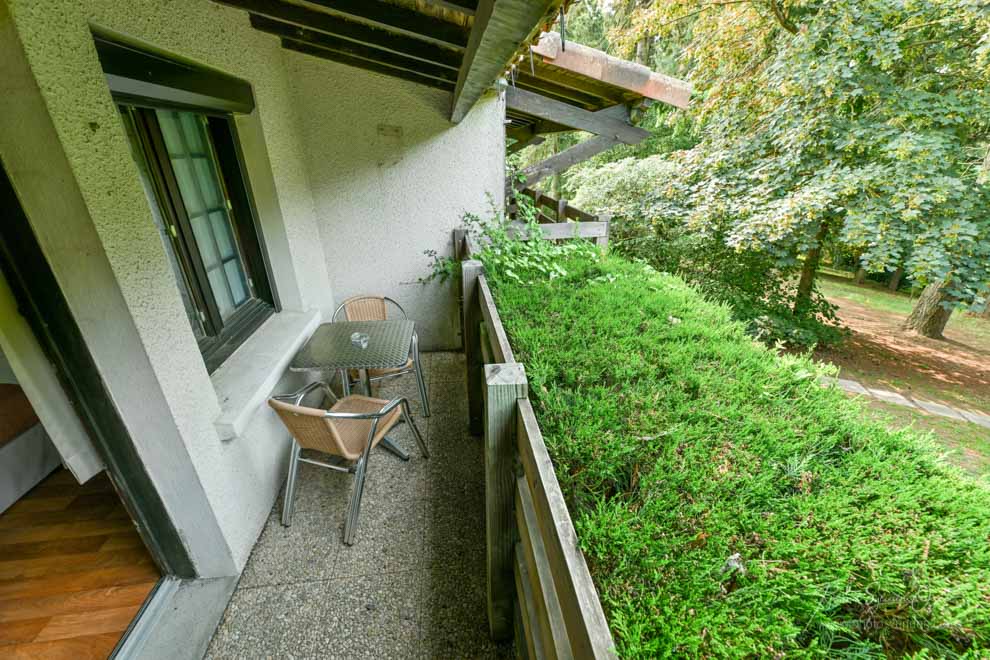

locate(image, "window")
[[119, 105, 276, 372]]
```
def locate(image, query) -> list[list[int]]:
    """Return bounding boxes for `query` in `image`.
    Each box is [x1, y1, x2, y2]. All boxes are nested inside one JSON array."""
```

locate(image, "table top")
[[290, 320, 414, 372]]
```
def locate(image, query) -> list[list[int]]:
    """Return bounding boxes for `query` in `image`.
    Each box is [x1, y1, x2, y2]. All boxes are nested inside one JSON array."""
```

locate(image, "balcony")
[[206, 353, 507, 657]]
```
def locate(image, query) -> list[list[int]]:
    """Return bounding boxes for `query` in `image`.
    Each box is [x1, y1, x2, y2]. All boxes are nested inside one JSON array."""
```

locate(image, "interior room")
[[0, 345, 161, 657]]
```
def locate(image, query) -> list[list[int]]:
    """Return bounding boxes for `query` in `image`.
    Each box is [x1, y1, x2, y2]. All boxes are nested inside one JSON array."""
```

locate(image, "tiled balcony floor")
[[206, 353, 509, 659]]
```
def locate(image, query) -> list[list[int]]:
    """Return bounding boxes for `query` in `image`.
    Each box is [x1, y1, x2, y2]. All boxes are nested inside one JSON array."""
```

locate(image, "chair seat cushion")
[[330, 395, 402, 460]]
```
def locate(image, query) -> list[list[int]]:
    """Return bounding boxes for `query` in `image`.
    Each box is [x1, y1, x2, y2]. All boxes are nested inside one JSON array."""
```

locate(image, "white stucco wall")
[[286, 53, 506, 350], [2, 0, 332, 572], [3, 0, 506, 572]]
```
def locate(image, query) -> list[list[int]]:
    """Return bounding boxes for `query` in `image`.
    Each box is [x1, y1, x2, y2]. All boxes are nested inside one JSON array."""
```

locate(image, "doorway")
[[0, 162, 193, 657]]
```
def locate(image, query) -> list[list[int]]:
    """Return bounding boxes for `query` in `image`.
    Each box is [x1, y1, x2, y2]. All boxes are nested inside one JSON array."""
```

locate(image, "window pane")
[[170, 158, 204, 215], [210, 211, 235, 260], [156, 109, 255, 323], [118, 107, 207, 342], [208, 268, 235, 319], [179, 112, 205, 152], [194, 157, 221, 209], [158, 112, 184, 157], [224, 259, 248, 306], [191, 215, 219, 269]]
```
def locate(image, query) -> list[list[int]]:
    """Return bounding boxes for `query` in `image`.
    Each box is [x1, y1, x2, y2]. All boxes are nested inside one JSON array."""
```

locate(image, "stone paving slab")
[[912, 398, 967, 421], [866, 387, 917, 409], [207, 352, 509, 659]]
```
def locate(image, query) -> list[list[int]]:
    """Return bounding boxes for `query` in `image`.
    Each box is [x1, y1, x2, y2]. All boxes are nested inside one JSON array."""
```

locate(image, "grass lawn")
[[818, 276, 990, 344], [815, 275, 990, 413], [860, 397, 990, 477]]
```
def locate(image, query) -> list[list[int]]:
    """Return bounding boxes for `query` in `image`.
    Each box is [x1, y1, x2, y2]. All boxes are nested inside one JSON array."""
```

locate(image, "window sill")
[[211, 309, 321, 441]]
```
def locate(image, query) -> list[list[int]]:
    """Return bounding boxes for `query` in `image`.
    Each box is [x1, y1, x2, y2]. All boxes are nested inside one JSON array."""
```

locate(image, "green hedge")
[[487, 255, 990, 658]]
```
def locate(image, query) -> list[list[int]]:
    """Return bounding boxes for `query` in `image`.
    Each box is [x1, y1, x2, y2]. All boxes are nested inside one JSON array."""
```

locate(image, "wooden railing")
[[454, 229, 617, 659], [508, 188, 610, 251]]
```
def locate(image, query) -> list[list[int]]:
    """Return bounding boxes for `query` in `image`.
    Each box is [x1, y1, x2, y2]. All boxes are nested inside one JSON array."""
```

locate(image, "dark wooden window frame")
[[120, 102, 279, 373]]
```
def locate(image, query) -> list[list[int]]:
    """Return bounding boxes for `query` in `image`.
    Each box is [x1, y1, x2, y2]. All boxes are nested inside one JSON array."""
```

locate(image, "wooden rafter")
[[302, 0, 470, 50], [532, 32, 692, 109], [216, 0, 463, 68], [281, 39, 455, 90], [451, 0, 563, 123], [505, 87, 648, 144], [251, 15, 458, 80]]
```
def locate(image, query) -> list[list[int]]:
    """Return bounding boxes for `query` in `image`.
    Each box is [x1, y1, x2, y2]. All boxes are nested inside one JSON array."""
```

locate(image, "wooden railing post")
[[462, 259, 484, 435], [597, 213, 611, 252], [484, 362, 528, 640]]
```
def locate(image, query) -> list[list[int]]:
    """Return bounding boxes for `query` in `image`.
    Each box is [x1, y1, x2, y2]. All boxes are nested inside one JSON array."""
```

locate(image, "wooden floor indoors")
[[0, 469, 160, 659]]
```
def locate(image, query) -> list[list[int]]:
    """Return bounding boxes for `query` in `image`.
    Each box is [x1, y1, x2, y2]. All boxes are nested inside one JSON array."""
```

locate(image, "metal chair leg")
[[412, 335, 430, 417], [281, 441, 301, 526], [343, 457, 368, 545], [379, 436, 410, 461], [402, 403, 429, 458]]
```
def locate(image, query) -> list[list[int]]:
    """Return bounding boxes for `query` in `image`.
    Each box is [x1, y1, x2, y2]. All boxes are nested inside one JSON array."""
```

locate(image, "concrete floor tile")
[[239, 510, 340, 589], [211, 352, 498, 657], [205, 581, 334, 659], [330, 497, 430, 578]]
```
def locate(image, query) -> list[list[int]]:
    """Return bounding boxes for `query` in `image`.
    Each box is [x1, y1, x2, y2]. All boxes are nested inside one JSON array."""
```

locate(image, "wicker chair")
[[332, 295, 430, 416], [269, 381, 428, 545]]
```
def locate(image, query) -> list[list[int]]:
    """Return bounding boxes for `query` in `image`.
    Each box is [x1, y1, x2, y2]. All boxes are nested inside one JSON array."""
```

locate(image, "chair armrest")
[[324, 397, 407, 420], [272, 380, 338, 407]]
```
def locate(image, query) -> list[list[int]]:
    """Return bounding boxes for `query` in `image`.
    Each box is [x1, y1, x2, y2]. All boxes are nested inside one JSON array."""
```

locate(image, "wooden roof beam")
[[532, 32, 692, 109], [505, 86, 648, 144], [252, 15, 457, 80], [450, 0, 563, 123], [215, 0, 463, 66], [303, 0, 470, 50], [281, 39, 455, 91]]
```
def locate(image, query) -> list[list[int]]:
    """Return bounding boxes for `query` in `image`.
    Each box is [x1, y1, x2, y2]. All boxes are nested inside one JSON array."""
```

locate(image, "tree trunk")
[[904, 281, 955, 339], [794, 223, 828, 314], [887, 266, 904, 291], [854, 267, 867, 285]]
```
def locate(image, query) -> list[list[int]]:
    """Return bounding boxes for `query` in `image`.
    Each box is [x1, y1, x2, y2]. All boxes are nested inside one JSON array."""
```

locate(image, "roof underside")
[[214, 0, 568, 119], [506, 32, 693, 137]]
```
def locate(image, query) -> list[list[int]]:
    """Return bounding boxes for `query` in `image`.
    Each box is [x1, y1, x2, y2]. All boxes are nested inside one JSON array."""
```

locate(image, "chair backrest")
[[268, 398, 347, 457], [332, 295, 407, 323]]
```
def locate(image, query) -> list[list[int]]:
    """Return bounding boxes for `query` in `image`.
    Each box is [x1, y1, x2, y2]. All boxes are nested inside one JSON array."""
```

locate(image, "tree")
[[639, 0, 990, 331], [904, 281, 955, 339]]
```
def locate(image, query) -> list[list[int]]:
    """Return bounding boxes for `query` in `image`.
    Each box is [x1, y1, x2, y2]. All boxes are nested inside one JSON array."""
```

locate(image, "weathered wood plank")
[[517, 475, 574, 659], [281, 40, 455, 91], [535, 222, 608, 240], [303, 0, 470, 50], [484, 364, 528, 640], [505, 87, 648, 145], [522, 135, 620, 188], [478, 275, 514, 364], [215, 0, 463, 67], [596, 214, 611, 251], [532, 32, 692, 109], [462, 259, 485, 435], [518, 188, 598, 223], [252, 15, 459, 80], [514, 543, 543, 660], [479, 321, 494, 367], [451, 0, 561, 122], [517, 399, 617, 658]]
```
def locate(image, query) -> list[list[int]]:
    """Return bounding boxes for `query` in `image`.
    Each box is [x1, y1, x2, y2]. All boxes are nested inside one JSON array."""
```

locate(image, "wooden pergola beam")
[[303, 0, 470, 50], [505, 86, 648, 144], [533, 32, 692, 109], [521, 134, 618, 188], [215, 0, 463, 67], [252, 15, 458, 81], [281, 39, 455, 91], [451, 0, 561, 123]]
